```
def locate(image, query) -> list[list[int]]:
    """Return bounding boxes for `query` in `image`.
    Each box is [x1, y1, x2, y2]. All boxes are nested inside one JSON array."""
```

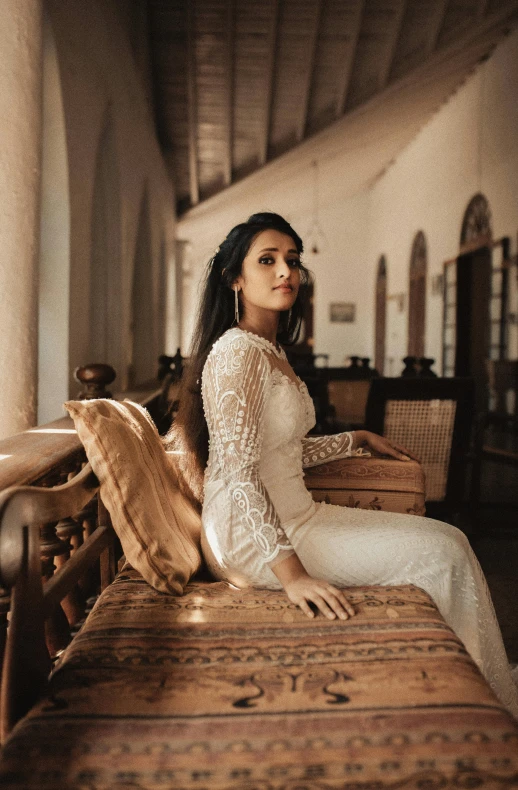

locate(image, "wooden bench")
[[0, 379, 517, 786]]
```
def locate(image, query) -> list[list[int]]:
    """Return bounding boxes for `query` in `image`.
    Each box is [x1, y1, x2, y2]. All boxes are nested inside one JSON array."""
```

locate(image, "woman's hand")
[[354, 430, 419, 462], [284, 574, 356, 620]]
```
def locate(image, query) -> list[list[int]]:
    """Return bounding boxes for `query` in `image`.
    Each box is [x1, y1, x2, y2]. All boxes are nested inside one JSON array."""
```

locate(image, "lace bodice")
[[201, 328, 358, 567]]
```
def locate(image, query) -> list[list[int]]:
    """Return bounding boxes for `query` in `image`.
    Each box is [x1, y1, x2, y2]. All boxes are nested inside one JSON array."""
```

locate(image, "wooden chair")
[[364, 377, 475, 518]]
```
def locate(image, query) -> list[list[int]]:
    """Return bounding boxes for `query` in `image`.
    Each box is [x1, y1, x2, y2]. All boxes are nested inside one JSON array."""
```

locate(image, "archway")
[[38, 10, 70, 424], [407, 232, 427, 358], [89, 108, 122, 376], [129, 188, 156, 386], [374, 256, 387, 374]]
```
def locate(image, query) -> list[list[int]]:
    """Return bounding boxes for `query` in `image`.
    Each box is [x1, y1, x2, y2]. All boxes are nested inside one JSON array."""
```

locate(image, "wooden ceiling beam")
[[476, 0, 491, 18], [425, 0, 450, 55], [259, 0, 279, 166], [186, 0, 199, 206], [336, 0, 365, 117], [296, 0, 323, 142], [378, 0, 408, 90], [223, 0, 234, 187]]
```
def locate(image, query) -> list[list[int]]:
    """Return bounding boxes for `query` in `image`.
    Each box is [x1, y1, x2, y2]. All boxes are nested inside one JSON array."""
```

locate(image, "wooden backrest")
[[327, 379, 371, 425], [365, 378, 475, 503]]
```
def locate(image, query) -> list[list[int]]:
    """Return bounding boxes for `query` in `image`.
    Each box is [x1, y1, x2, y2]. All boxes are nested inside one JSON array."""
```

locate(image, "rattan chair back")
[[365, 378, 475, 504]]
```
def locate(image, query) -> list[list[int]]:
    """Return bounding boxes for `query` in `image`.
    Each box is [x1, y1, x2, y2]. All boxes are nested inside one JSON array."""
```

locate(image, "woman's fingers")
[[298, 598, 315, 619], [287, 577, 356, 621], [309, 586, 356, 620], [329, 587, 356, 617], [393, 443, 420, 463], [310, 593, 337, 619]]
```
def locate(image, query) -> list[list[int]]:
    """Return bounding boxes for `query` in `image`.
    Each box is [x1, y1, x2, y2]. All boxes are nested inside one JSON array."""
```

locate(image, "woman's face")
[[234, 229, 301, 317]]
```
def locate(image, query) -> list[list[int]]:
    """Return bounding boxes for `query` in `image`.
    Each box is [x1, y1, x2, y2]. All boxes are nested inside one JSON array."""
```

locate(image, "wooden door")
[[454, 247, 492, 412]]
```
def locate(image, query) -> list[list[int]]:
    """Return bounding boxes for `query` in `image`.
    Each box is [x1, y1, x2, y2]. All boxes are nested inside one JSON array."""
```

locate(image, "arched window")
[[460, 193, 492, 249], [407, 231, 427, 358], [375, 256, 387, 374]]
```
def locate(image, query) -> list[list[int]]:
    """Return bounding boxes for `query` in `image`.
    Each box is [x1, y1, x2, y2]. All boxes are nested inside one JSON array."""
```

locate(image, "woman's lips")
[[274, 285, 293, 292]]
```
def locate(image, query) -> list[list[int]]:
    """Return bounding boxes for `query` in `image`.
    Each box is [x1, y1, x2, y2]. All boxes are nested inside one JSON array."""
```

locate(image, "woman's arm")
[[202, 335, 294, 567], [302, 431, 366, 468], [302, 430, 418, 468]]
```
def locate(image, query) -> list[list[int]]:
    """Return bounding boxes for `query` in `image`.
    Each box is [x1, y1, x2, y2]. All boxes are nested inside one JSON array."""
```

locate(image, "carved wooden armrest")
[[0, 464, 108, 739], [304, 456, 426, 516]]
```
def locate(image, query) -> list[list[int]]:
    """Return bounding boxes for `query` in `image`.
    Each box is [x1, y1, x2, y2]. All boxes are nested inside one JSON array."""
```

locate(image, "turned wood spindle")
[[75, 498, 99, 600], [54, 517, 86, 626], [74, 363, 116, 399], [0, 586, 10, 683], [39, 521, 71, 656], [98, 498, 117, 591]]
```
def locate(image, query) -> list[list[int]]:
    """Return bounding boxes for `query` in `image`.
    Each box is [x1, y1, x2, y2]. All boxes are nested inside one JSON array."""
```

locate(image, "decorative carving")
[[401, 356, 419, 377], [74, 364, 116, 399]]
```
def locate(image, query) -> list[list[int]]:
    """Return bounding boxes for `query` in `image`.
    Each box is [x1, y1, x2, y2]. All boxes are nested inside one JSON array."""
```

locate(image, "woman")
[[171, 211, 518, 717]]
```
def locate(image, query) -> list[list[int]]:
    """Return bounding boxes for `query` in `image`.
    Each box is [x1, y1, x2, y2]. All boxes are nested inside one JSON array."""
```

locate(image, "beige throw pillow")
[[64, 399, 202, 594]]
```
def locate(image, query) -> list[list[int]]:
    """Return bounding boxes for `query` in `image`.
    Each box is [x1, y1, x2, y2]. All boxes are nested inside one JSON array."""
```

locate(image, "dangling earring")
[[234, 286, 240, 325], [288, 308, 292, 324]]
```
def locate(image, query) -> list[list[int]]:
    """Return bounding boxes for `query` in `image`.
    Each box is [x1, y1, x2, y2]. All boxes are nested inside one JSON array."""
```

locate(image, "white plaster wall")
[[177, 27, 518, 372], [46, 0, 176, 400], [368, 25, 518, 372]]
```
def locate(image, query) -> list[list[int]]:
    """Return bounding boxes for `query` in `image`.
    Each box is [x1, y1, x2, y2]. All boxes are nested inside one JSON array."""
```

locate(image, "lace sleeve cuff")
[[302, 431, 370, 468]]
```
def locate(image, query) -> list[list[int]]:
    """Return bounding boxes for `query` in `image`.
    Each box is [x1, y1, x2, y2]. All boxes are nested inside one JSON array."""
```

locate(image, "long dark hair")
[[165, 212, 312, 505]]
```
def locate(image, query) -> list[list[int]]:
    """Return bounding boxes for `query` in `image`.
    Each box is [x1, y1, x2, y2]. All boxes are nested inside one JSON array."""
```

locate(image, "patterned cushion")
[[305, 456, 426, 515], [64, 399, 202, 593], [1, 567, 516, 788]]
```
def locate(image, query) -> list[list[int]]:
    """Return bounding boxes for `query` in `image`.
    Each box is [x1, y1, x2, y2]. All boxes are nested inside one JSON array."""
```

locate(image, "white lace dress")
[[201, 327, 518, 717]]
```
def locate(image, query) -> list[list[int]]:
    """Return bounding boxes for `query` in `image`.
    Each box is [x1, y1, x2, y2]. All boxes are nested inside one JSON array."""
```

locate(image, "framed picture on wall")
[[330, 302, 356, 323]]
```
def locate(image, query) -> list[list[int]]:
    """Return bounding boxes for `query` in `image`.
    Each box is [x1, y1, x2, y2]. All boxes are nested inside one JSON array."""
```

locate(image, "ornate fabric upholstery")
[[306, 456, 426, 515], [1, 566, 516, 788]]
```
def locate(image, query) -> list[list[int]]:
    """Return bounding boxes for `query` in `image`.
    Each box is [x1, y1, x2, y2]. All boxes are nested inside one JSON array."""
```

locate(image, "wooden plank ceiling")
[[149, 0, 518, 216]]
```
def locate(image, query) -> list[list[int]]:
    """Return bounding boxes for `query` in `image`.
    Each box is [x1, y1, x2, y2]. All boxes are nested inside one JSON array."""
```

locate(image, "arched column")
[[129, 188, 155, 387], [0, 1, 43, 438]]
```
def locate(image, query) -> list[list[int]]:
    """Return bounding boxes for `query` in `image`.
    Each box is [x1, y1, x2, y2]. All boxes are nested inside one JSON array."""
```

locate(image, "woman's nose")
[[276, 259, 291, 278]]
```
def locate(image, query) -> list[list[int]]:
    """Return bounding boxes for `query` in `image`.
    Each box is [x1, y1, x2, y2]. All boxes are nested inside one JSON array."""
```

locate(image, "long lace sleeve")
[[302, 432, 370, 468], [202, 336, 294, 568]]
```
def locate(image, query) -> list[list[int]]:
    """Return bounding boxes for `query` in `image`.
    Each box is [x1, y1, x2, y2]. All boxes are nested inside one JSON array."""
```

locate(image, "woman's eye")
[[288, 258, 301, 268], [259, 256, 274, 265]]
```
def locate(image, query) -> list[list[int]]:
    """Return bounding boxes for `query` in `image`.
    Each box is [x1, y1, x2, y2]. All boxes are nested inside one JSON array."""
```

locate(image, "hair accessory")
[[234, 286, 240, 325]]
